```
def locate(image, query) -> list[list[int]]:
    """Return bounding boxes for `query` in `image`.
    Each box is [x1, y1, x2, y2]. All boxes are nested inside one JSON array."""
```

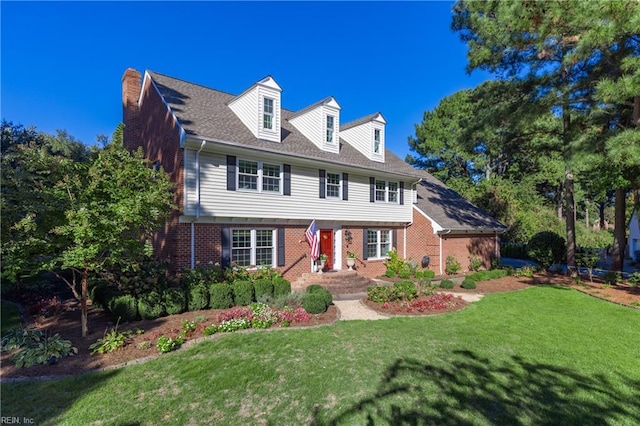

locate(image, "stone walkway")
[[333, 292, 484, 321]]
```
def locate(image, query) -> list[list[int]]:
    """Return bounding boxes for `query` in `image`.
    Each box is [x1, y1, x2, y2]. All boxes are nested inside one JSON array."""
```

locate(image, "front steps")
[[292, 270, 375, 295]]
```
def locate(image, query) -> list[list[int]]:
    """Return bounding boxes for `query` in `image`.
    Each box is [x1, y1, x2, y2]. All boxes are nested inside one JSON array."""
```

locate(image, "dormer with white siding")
[[288, 97, 341, 154], [228, 76, 282, 143], [340, 113, 386, 162]]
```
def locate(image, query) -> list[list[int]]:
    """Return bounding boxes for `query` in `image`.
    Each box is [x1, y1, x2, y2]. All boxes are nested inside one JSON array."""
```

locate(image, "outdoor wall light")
[[344, 230, 353, 244]]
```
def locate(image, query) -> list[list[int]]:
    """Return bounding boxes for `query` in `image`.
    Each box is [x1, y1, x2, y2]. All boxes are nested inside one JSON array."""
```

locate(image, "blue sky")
[[1, 1, 490, 160]]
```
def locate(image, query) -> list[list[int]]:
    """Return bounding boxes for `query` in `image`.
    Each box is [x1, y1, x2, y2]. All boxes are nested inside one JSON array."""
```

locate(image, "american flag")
[[305, 220, 319, 260]]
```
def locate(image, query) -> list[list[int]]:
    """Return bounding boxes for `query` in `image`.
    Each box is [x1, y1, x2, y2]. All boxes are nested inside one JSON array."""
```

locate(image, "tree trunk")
[[556, 184, 563, 219], [585, 199, 589, 228], [599, 202, 606, 229], [610, 188, 626, 272], [81, 269, 89, 338], [565, 170, 577, 276]]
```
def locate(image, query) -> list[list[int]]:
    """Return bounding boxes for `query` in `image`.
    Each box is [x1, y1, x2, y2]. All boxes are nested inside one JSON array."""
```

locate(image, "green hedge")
[[439, 279, 454, 289], [209, 283, 233, 309], [232, 280, 254, 306], [138, 291, 165, 320], [461, 278, 477, 290], [303, 293, 327, 314], [110, 294, 138, 322], [273, 277, 291, 297], [164, 288, 186, 315], [254, 279, 274, 302], [188, 284, 209, 311]]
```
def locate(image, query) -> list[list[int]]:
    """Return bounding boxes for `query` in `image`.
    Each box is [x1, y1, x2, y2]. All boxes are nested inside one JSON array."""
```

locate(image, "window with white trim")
[[326, 115, 335, 143], [232, 229, 275, 267], [366, 229, 392, 259], [374, 179, 399, 203], [237, 159, 281, 193], [263, 97, 274, 130], [326, 172, 341, 198], [374, 129, 381, 153]]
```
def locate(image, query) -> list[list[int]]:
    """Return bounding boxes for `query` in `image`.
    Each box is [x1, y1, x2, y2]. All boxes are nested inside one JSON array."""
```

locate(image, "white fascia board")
[[142, 71, 186, 146], [258, 75, 282, 92]]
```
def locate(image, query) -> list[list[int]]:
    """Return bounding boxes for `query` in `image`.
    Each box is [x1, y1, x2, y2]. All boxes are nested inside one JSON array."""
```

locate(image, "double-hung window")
[[232, 229, 275, 267], [326, 172, 341, 198], [238, 159, 281, 193], [374, 129, 381, 153], [366, 229, 392, 259], [263, 97, 274, 130], [374, 179, 399, 203], [326, 115, 335, 143]]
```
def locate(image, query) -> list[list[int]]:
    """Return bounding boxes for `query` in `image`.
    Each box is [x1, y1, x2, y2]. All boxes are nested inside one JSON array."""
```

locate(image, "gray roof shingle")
[[415, 173, 506, 232], [146, 70, 504, 232]]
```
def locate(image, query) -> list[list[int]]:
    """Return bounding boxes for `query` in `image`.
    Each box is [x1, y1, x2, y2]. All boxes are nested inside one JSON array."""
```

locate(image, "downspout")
[[191, 140, 207, 269], [439, 229, 451, 275], [403, 178, 423, 258]]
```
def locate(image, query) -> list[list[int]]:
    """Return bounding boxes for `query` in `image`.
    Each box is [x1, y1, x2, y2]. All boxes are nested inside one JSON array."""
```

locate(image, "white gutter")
[[191, 140, 207, 269]]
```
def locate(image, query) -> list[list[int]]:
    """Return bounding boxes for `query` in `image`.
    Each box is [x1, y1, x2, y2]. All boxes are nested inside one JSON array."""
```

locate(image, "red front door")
[[319, 229, 334, 270]]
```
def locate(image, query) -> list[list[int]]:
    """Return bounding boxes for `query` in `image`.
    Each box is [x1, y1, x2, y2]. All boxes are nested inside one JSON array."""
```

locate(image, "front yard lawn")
[[2, 286, 639, 425]]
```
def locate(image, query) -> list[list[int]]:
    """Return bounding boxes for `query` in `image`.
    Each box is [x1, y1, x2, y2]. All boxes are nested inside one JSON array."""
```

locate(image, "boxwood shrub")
[[439, 279, 454, 289], [90, 281, 113, 310], [110, 294, 138, 322], [393, 280, 418, 301], [254, 279, 274, 302], [306, 284, 332, 307], [273, 277, 291, 297], [138, 291, 165, 320], [232, 280, 254, 306], [461, 278, 477, 290], [422, 270, 436, 279], [303, 293, 327, 314], [209, 283, 233, 309], [164, 288, 186, 315], [187, 284, 209, 311]]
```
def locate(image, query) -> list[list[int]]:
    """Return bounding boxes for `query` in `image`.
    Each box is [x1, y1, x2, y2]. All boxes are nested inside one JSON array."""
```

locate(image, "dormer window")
[[263, 97, 274, 130], [374, 129, 381, 153], [326, 115, 335, 143]]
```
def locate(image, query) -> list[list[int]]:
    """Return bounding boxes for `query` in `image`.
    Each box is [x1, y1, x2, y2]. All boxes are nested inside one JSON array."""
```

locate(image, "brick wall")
[[122, 68, 184, 269], [405, 209, 441, 274], [442, 234, 498, 272]]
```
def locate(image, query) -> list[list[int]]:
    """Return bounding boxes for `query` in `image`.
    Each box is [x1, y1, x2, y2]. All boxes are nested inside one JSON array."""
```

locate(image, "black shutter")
[[221, 227, 231, 268], [362, 229, 369, 260], [283, 164, 291, 196], [399, 181, 405, 205], [319, 169, 326, 199], [277, 228, 285, 266], [226, 156, 236, 191], [342, 173, 348, 200], [392, 229, 398, 251], [369, 177, 375, 203]]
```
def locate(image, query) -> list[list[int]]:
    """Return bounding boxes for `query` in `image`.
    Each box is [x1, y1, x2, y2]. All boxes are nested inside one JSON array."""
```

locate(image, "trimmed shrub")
[[461, 278, 477, 290], [137, 291, 165, 320], [467, 269, 508, 282], [422, 270, 436, 279], [90, 281, 113, 310], [393, 280, 418, 301], [439, 279, 454, 289], [254, 279, 274, 302], [527, 231, 566, 268], [232, 280, 254, 306], [273, 277, 291, 297], [110, 294, 138, 322], [164, 288, 186, 315], [306, 284, 332, 306], [187, 284, 209, 311], [303, 293, 327, 314], [209, 283, 233, 309]]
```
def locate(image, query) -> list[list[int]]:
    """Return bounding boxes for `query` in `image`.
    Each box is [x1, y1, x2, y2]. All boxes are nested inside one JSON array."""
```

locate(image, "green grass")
[[2, 286, 639, 425], [1, 300, 22, 333]]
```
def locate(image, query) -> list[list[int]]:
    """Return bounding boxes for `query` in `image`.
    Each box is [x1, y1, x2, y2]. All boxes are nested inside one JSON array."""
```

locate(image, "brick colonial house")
[[122, 68, 505, 282]]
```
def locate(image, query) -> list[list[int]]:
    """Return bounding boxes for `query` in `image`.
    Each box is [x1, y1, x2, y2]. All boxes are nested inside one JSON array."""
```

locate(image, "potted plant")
[[346, 251, 356, 270], [318, 253, 327, 273]]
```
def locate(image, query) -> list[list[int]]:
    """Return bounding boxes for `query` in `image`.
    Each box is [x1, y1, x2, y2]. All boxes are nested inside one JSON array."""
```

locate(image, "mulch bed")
[[2, 272, 638, 380]]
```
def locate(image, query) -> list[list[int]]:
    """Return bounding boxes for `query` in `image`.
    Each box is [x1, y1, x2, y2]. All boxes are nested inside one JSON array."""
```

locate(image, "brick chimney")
[[122, 68, 142, 151]]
